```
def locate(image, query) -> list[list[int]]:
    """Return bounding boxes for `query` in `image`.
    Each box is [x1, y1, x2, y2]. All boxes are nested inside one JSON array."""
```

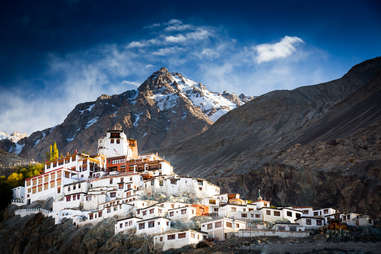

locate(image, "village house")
[[295, 216, 325, 229], [136, 204, 168, 220], [259, 207, 302, 224], [135, 217, 171, 235], [167, 206, 197, 221], [115, 217, 142, 234], [153, 229, 207, 251], [340, 213, 374, 227], [273, 222, 306, 232], [201, 217, 246, 241], [144, 175, 220, 198]]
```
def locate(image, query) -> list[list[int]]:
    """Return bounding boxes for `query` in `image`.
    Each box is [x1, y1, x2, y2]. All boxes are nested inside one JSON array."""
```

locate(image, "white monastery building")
[[11, 129, 376, 251]]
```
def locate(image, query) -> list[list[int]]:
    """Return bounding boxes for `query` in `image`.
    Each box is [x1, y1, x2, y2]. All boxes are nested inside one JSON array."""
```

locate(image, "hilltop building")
[[11, 129, 375, 252]]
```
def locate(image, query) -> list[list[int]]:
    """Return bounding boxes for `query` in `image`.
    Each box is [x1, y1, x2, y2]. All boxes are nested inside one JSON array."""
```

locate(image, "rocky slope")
[[161, 57, 381, 217], [11, 67, 251, 161]]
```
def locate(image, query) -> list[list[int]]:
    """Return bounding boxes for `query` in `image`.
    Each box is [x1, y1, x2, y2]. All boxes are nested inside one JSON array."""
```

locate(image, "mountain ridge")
[[2, 68, 252, 161]]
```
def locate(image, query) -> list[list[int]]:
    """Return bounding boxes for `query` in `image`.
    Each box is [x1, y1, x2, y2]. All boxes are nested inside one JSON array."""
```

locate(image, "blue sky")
[[0, 0, 380, 134]]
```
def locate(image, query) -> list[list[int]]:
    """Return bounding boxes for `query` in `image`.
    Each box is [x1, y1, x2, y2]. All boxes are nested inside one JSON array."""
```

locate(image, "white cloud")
[[152, 46, 183, 56], [165, 24, 193, 32], [254, 36, 304, 63], [164, 29, 212, 43], [121, 80, 140, 86]]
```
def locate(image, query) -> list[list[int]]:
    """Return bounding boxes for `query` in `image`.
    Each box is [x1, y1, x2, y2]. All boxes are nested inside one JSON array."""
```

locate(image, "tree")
[[53, 142, 59, 160], [49, 144, 53, 161]]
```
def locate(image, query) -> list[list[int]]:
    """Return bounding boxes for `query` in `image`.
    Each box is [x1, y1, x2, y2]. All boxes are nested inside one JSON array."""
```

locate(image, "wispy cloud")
[[254, 36, 304, 63], [1, 19, 331, 134]]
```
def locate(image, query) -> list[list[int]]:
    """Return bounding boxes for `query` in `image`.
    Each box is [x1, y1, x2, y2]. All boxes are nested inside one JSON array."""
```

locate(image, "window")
[[149, 209, 154, 214], [138, 223, 145, 230], [255, 214, 260, 218], [148, 221, 154, 228], [215, 221, 222, 228], [110, 192, 116, 198], [167, 234, 175, 240], [266, 210, 271, 215], [73, 195, 76, 200], [73, 185, 76, 190], [111, 139, 114, 144], [303, 210, 309, 214], [236, 224, 240, 228], [107, 208, 111, 213], [306, 219, 312, 225], [214, 208, 218, 212], [160, 237, 163, 242], [77, 194, 80, 200], [181, 209, 186, 214], [278, 226, 285, 231], [313, 212, 318, 216], [290, 226, 296, 232], [191, 233, 195, 238], [117, 139, 120, 144], [207, 223, 212, 230], [120, 223, 123, 228], [287, 211, 292, 217], [274, 211, 281, 216], [231, 207, 237, 212], [209, 200, 216, 205], [169, 211, 174, 217], [317, 220, 322, 225], [65, 172, 70, 178], [241, 213, 247, 218], [142, 211, 147, 216], [66, 196, 71, 202], [324, 209, 329, 214], [178, 233, 186, 239], [110, 178, 113, 184], [226, 222, 232, 228]]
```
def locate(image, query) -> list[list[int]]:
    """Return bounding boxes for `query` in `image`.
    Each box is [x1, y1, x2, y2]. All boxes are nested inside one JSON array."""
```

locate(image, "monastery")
[[11, 129, 374, 251]]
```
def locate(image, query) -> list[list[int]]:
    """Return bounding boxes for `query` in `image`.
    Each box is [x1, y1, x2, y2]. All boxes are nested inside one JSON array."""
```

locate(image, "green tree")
[[53, 142, 59, 160], [49, 144, 53, 161]]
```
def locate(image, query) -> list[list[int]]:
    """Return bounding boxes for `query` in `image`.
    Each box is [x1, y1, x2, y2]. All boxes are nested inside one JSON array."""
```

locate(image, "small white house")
[[115, 217, 142, 234], [295, 217, 325, 229], [260, 207, 302, 223], [341, 213, 374, 227], [12, 186, 25, 199], [273, 223, 306, 232], [153, 229, 207, 251], [292, 207, 314, 217], [167, 206, 196, 221], [135, 217, 171, 235], [201, 217, 246, 241], [136, 204, 167, 220], [312, 208, 337, 217]]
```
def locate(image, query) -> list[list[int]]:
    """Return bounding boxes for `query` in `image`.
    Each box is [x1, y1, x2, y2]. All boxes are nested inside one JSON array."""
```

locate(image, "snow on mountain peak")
[[145, 68, 252, 122], [0, 131, 28, 143]]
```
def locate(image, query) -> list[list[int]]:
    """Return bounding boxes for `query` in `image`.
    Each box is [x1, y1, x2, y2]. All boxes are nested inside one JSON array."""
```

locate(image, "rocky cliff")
[[161, 57, 381, 217]]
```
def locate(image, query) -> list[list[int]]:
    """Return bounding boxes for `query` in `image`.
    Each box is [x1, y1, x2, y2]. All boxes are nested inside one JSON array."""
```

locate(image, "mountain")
[[12, 67, 252, 161], [160, 57, 381, 217]]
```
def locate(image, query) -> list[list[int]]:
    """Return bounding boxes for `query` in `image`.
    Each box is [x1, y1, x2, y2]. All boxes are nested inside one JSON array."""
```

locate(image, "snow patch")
[[133, 113, 143, 127], [85, 117, 99, 129], [209, 109, 229, 122], [79, 103, 95, 114], [150, 93, 178, 111], [10, 143, 25, 155]]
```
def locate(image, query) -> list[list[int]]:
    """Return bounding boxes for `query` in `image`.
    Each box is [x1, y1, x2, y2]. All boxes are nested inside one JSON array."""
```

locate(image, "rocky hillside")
[[161, 57, 381, 217], [8, 67, 252, 161]]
